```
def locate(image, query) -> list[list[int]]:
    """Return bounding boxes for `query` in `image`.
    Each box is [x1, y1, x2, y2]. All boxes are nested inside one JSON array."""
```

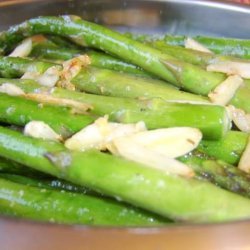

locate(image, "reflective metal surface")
[[0, 0, 250, 249]]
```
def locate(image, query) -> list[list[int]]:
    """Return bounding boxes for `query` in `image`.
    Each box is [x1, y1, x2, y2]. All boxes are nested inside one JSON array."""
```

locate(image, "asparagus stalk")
[[198, 131, 249, 165], [31, 41, 150, 77], [181, 154, 250, 199], [3, 150, 250, 201], [71, 66, 209, 102], [0, 178, 168, 226], [0, 16, 227, 95], [151, 40, 244, 68], [162, 35, 250, 59], [0, 173, 96, 195], [0, 79, 230, 139], [0, 125, 250, 222], [0, 93, 94, 137], [0, 56, 209, 103], [0, 56, 56, 78], [2, 17, 250, 114]]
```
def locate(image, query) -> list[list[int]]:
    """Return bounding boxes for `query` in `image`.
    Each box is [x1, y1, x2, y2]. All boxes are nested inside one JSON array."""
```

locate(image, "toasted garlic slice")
[[208, 75, 243, 105], [24, 93, 92, 113], [207, 61, 250, 79], [65, 116, 146, 151], [226, 105, 250, 133], [238, 137, 250, 173], [110, 127, 202, 158], [113, 138, 194, 177], [185, 37, 213, 54], [9, 38, 32, 57], [37, 66, 61, 87], [166, 100, 211, 105], [0, 83, 25, 96], [58, 55, 91, 90], [22, 66, 61, 88], [24, 121, 62, 141]]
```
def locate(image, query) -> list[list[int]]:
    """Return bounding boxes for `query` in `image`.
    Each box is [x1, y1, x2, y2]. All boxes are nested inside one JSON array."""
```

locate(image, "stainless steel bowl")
[[1, 0, 250, 249]]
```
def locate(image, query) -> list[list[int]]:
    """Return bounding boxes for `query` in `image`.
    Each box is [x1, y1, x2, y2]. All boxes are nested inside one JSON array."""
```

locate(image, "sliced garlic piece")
[[58, 55, 91, 90], [21, 66, 61, 88], [0, 83, 25, 96], [24, 121, 62, 141], [207, 61, 250, 79], [9, 38, 32, 57], [238, 137, 250, 173], [166, 100, 211, 105], [24, 93, 92, 113], [208, 75, 243, 105], [113, 138, 194, 177], [65, 116, 146, 151], [185, 37, 213, 54], [226, 105, 250, 132], [21, 71, 40, 80], [110, 127, 202, 158], [37, 66, 61, 87]]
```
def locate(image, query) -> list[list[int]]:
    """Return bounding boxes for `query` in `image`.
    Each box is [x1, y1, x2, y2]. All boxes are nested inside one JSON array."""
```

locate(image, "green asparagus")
[[0, 178, 168, 226], [162, 35, 250, 59], [0, 16, 227, 95], [0, 125, 250, 222], [0, 92, 94, 137], [0, 78, 230, 139]]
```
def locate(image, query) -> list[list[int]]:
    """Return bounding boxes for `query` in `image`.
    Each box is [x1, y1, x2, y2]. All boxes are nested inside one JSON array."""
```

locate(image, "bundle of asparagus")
[[0, 15, 250, 226]]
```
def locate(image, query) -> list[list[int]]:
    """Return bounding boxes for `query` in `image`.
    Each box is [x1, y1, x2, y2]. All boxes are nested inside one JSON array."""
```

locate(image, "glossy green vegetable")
[[181, 154, 250, 199], [0, 78, 230, 139], [0, 56, 208, 103], [0, 178, 168, 226], [0, 16, 227, 95], [0, 93, 94, 137], [0, 126, 250, 222], [162, 35, 250, 59], [31, 41, 150, 77], [198, 131, 249, 165]]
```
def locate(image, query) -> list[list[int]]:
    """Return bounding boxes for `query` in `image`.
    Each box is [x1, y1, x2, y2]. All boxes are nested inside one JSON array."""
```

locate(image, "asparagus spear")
[[31, 41, 150, 77], [1, 54, 250, 114], [0, 56, 209, 103], [0, 79, 230, 139], [0, 93, 94, 137], [0, 178, 168, 226], [3, 147, 250, 201], [0, 125, 250, 222], [0, 93, 245, 167], [162, 35, 250, 59], [198, 131, 249, 165], [0, 16, 227, 95], [0, 56, 56, 78], [0, 173, 96, 195], [181, 154, 250, 199], [2, 16, 250, 114]]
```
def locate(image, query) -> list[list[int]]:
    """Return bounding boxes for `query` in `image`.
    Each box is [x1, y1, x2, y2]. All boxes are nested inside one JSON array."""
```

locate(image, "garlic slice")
[[113, 137, 194, 177], [37, 66, 61, 87], [58, 55, 91, 90], [238, 137, 250, 173], [65, 117, 146, 151], [226, 105, 250, 133], [207, 61, 250, 79], [208, 75, 243, 105], [0, 83, 25, 96], [24, 93, 92, 113], [166, 100, 211, 105], [9, 38, 32, 57], [24, 121, 62, 141], [22, 66, 61, 88], [110, 127, 202, 158], [185, 37, 213, 54]]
